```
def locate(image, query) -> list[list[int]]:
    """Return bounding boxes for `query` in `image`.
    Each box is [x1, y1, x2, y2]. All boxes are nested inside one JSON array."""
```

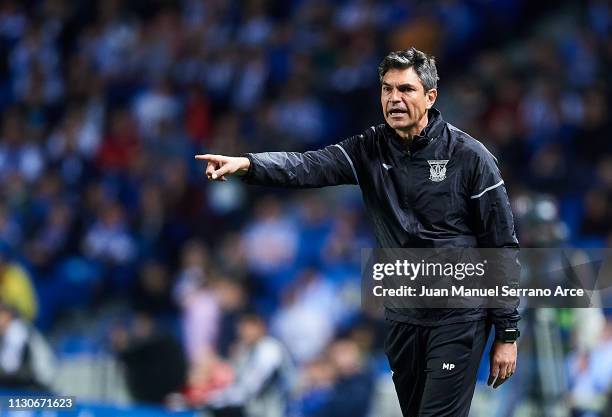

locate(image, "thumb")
[[488, 353, 499, 386]]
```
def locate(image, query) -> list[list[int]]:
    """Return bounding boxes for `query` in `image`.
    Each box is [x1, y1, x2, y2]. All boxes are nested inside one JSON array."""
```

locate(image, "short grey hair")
[[378, 47, 439, 91]]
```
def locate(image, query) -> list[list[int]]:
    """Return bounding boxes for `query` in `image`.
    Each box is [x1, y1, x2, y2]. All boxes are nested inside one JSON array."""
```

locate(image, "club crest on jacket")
[[427, 160, 449, 182]]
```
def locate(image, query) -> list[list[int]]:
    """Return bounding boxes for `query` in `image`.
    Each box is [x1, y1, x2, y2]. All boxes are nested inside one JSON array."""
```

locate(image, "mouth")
[[388, 109, 408, 117]]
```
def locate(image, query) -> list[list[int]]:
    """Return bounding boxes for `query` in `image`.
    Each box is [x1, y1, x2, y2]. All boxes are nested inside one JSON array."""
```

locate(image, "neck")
[[394, 110, 429, 142]]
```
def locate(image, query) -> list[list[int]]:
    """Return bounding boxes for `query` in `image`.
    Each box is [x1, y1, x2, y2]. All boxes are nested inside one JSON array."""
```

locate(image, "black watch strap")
[[495, 328, 520, 343]]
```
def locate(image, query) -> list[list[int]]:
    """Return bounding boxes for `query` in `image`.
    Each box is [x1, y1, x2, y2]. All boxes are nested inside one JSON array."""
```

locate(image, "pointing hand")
[[194, 154, 250, 181]]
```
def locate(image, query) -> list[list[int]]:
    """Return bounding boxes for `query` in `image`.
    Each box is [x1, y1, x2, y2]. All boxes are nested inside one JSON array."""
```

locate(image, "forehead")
[[382, 67, 423, 88]]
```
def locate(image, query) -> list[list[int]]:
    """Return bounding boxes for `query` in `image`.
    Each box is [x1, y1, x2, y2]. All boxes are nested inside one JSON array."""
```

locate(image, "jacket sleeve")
[[467, 147, 521, 337], [241, 134, 362, 188]]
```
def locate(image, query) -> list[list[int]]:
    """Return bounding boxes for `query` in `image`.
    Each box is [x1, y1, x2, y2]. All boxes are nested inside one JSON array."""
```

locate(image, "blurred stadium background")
[[0, 0, 611, 416]]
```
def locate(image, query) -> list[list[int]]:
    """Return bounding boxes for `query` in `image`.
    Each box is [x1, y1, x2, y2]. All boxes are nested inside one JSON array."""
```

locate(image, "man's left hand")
[[487, 341, 517, 389]]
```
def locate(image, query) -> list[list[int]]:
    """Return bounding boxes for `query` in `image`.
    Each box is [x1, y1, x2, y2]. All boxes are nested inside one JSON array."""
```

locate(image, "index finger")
[[195, 154, 226, 163]]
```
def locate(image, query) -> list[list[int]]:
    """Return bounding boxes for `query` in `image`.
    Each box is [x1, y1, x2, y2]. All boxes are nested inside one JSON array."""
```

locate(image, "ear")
[[425, 89, 438, 109]]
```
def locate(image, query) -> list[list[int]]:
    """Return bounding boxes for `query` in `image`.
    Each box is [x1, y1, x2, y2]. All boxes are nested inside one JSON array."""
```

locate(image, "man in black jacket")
[[196, 48, 520, 417]]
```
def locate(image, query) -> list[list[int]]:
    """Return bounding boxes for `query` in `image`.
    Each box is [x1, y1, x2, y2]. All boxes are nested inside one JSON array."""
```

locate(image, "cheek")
[[404, 99, 420, 114], [408, 98, 427, 113]]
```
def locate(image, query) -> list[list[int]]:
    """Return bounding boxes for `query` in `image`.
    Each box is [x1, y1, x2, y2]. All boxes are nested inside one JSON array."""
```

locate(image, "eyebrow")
[[381, 82, 418, 89]]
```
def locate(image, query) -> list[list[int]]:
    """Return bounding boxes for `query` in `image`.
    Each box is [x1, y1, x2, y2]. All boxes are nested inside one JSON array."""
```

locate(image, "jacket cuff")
[[241, 154, 255, 182], [488, 309, 520, 335]]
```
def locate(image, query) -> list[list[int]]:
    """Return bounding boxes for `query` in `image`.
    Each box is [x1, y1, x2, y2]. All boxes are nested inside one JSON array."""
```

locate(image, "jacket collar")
[[386, 107, 445, 153]]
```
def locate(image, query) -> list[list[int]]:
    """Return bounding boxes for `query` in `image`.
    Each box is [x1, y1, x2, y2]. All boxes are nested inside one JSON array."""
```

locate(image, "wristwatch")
[[496, 328, 520, 343]]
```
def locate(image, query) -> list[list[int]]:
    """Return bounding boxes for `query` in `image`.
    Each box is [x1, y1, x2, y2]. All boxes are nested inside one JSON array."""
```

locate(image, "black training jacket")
[[243, 108, 520, 333]]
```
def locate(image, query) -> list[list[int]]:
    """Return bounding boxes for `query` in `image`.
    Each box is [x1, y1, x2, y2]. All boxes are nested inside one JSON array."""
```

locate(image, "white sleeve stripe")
[[333, 144, 359, 184], [470, 180, 504, 199]]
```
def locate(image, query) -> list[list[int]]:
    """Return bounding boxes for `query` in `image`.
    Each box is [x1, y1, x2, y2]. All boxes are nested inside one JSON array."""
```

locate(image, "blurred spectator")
[[0, 202, 23, 248], [573, 90, 612, 163], [212, 277, 248, 359], [207, 312, 294, 417], [83, 2, 138, 80], [580, 189, 611, 238], [295, 358, 336, 417], [0, 303, 55, 390], [143, 118, 193, 167], [271, 269, 338, 364], [134, 182, 168, 261], [232, 48, 268, 112], [519, 79, 561, 150], [10, 24, 63, 105], [528, 143, 571, 193], [294, 193, 333, 267], [215, 232, 249, 280], [133, 78, 180, 140], [96, 108, 140, 173], [0, 245, 37, 322], [0, 1, 27, 45], [568, 321, 612, 416], [208, 113, 245, 159], [314, 338, 375, 417], [159, 157, 204, 235], [82, 200, 137, 266], [181, 351, 234, 409], [242, 196, 298, 304], [130, 260, 176, 317], [82, 199, 137, 294], [0, 108, 45, 183], [25, 200, 75, 276], [270, 77, 325, 145], [111, 312, 187, 404], [596, 156, 612, 191], [173, 239, 220, 366], [184, 85, 212, 146], [46, 105, 101, 175]]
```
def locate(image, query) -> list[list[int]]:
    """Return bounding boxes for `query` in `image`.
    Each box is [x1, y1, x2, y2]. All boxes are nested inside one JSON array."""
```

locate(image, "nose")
[[389, 88, 401, 103]]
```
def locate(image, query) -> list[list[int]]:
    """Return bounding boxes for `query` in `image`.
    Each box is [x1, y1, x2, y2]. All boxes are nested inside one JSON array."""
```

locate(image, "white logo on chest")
[[427, 160, 449, 182]]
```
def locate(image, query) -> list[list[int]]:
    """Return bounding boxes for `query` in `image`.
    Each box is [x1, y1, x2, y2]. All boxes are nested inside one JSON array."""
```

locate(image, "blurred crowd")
[[0, 0, 611, 416]]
